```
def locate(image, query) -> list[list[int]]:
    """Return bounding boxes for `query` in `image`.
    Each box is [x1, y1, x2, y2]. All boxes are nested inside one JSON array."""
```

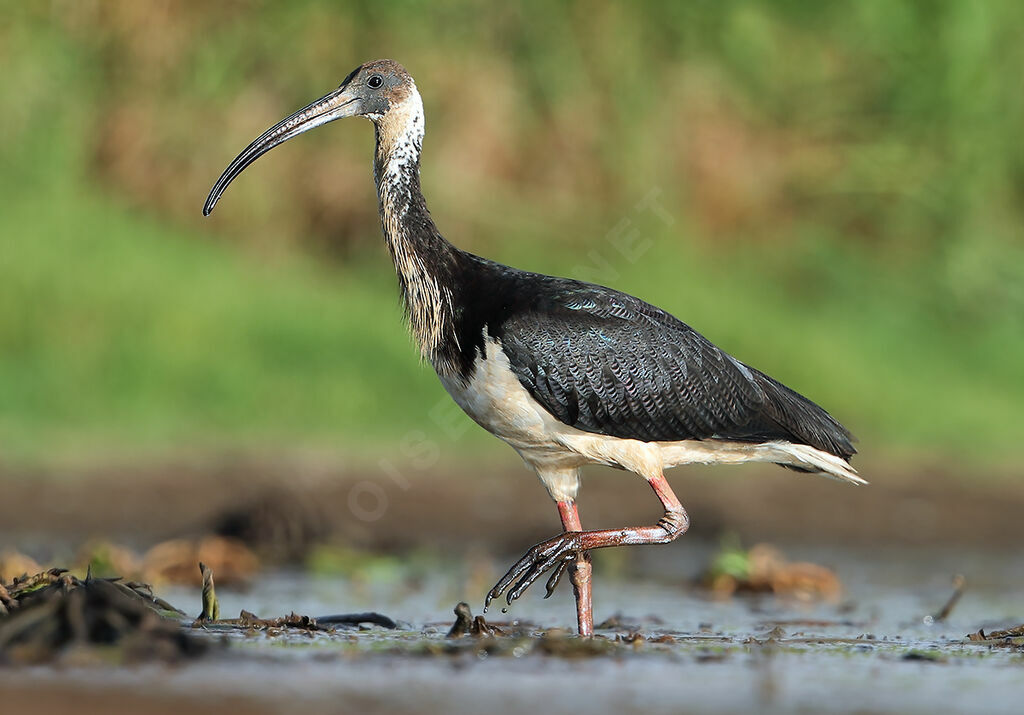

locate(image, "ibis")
[[204, 59, 861, 636]]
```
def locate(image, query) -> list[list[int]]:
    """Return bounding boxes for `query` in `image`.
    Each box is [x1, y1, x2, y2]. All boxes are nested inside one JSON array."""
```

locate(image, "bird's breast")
[[438, 336, 559, 456]]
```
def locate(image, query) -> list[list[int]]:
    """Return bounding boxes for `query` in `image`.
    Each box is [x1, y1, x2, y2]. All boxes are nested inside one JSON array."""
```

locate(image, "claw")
[[543, 558, 571, 598], [486, 531, 584, 608], [507, 550, 561, 603]]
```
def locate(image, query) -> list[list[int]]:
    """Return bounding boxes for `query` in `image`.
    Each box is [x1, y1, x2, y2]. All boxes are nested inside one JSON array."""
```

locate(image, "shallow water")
[[3, 543, 1023, 714]]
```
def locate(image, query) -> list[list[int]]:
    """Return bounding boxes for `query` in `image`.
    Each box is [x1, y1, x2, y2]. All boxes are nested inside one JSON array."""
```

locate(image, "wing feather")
[[494, 281, 855, 460]]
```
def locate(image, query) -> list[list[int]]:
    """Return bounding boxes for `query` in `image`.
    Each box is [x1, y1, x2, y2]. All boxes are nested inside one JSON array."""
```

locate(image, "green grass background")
[[2, 2, 1022, 468]]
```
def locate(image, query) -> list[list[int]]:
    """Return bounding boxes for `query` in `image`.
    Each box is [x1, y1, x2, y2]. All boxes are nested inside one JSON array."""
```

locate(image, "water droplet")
[[501, 607, 508, 614]]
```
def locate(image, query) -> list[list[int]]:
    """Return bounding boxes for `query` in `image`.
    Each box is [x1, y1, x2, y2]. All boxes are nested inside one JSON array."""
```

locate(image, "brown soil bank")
[[0, 455, 1019, 552]]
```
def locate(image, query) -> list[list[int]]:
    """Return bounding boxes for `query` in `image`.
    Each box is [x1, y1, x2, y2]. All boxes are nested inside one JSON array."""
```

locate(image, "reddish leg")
[[557, 499, 593, 636], [487, 473, 689, 634]]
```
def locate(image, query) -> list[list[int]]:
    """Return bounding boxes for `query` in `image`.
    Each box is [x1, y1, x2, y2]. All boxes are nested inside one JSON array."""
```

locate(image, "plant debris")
[[700, 537, 842, 602], [967, 624, 1024, 643], [0, 568, 202, 665], [0, 550, 43, 583], [447, 602, 504, 637], [142, 536, 259, 586], [6, 538, 260, 589], [195, 608, 397, 633], [238, 610, 320, 630], [199, 562, 220, 621]]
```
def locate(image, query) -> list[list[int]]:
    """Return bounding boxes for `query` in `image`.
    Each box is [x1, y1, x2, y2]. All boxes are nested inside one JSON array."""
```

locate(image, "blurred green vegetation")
[[1, 1, 1022, 467]]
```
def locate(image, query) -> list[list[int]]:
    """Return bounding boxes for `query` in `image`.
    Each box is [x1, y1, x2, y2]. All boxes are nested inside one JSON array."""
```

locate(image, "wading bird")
[[204, 60, 861, 636]]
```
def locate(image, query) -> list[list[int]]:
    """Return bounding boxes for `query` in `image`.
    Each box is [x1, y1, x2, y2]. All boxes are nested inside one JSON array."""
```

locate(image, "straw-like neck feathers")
[[372, 85, 460, 374]]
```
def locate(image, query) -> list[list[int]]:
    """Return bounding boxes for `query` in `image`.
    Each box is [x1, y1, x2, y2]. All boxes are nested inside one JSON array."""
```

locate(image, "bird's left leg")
[[486, 472, 689, 619]]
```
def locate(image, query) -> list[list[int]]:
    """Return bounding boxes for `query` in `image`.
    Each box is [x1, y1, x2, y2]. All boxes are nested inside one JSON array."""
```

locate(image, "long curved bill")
[[203, 86, 360, 216]]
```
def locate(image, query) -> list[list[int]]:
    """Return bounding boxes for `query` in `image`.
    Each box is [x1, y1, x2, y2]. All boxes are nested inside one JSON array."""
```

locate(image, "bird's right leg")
[[486, 473, 689, 624], [555, 499, 593, 636]]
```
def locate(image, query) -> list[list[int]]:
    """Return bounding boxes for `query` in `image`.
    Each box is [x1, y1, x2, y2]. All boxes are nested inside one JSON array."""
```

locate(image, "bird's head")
[[203, 59, 418, 216]]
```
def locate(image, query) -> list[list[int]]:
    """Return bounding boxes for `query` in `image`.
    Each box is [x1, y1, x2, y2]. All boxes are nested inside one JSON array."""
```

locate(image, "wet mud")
[[2, 461, 1022, 713], [2, 543, 1022, 714]]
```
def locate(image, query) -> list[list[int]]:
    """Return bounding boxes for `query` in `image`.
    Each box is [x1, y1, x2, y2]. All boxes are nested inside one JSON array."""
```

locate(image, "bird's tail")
[[760, 441, 867, 485]]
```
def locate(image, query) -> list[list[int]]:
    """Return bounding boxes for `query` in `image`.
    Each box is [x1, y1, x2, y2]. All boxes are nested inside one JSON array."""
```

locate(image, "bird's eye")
[[367, 75, 384, 89]]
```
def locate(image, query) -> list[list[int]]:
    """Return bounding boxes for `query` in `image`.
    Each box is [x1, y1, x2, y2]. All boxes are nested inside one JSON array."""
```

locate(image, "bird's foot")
[[486, 531, 584, 609]]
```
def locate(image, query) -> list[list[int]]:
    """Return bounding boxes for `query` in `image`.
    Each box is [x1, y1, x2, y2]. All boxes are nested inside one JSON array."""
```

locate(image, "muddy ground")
[[1, 458, 1022, 714], [1, 546, 1022, 714]]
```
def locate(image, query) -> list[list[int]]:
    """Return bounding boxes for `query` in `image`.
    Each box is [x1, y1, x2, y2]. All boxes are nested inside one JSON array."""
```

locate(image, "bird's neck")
[[373, 88, 460, 373]]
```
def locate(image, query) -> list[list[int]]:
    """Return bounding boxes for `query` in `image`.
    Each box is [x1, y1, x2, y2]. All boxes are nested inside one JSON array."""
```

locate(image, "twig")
[[932, 574, 966, 622], [317, 612, 397, 629]]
